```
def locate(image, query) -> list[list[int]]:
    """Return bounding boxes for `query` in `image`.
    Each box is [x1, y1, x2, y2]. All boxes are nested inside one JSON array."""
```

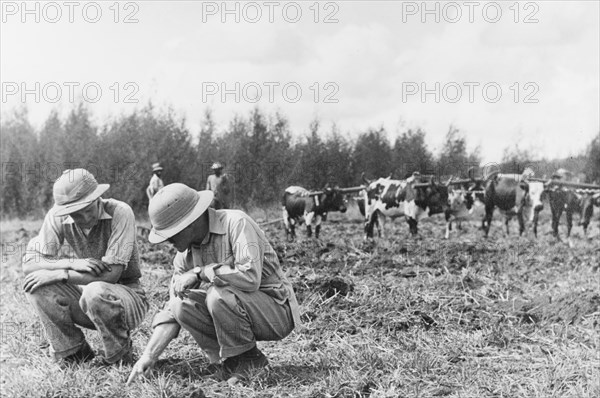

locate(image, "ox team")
[[351, 169, 597, 240], [443, 168, 597, 240]]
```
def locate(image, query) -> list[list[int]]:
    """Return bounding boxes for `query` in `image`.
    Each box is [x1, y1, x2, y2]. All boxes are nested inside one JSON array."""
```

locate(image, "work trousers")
[[170, 285, 294, 362], [26, 281, 148, 363]]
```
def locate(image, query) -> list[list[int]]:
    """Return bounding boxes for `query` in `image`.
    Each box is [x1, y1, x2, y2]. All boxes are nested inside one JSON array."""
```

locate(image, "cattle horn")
[[307, 190, 324, 196], [361, 172, 372, 185]]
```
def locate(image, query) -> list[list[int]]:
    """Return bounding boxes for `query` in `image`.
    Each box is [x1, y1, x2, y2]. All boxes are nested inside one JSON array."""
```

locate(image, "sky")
[[1, 0, 599, 163]]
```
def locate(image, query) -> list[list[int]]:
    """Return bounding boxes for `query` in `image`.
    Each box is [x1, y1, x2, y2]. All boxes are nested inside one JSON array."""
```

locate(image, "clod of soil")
[[318, 276, 354, 298]]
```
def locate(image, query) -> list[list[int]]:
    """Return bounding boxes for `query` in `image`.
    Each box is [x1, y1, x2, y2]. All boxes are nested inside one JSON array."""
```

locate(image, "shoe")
[[223, 346, 269, 384], [61, 341, 95, 365]]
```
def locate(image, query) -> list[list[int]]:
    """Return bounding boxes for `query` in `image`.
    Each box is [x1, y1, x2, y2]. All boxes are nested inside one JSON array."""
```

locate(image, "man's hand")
[[126, 354, 156, 385], [70, 258, 112, 276], [172, 272, 199, 299], [23, 270, 64, 293]]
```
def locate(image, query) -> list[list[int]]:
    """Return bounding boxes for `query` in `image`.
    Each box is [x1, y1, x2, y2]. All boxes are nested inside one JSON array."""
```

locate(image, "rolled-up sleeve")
[[23, 209, 64, 266], [102, 205, 136, 267]]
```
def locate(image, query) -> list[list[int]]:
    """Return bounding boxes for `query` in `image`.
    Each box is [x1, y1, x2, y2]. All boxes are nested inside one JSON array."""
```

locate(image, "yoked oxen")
[[528, 176, 599, 238], [282, 185, 356, 241], [361, 174, 449, 238], [480, 171, 533, 237], [444, 179, 486, 239]]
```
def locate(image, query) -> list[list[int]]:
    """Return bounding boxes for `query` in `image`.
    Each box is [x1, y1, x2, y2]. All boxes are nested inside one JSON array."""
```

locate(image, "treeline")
[[1, 104, 598, 218]]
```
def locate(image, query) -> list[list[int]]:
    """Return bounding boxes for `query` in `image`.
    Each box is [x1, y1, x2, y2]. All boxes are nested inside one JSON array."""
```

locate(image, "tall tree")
[[295, 119, 328, 188], [63, 103, 99, 170], [352, 127, 392, 180], [437, 125, 480, 178], [323, 124, 354, 187], [38, 111, 66, 208], [0, 107, 38, 216], [197, 108, 217, 186], [584, 134, 600, 183], [392, 128, 434, 178]]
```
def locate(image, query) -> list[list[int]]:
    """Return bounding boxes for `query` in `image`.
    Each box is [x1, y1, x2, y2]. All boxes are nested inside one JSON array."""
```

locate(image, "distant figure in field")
[[206, 162, 231, 209], [146, 163, 164, 201], [22, 169, 148, 366]]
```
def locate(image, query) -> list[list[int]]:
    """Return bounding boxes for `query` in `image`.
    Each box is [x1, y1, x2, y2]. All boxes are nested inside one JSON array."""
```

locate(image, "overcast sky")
[[2, 1, 598, 162]]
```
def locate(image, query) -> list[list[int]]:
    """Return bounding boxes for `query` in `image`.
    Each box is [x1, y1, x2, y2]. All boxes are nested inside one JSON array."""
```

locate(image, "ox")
[[444, 182, 486, 239], [361, 174, 449, 238], [528, 176, 598, 238], [282, 186, 347, 241], [480, 171, 533, 237]]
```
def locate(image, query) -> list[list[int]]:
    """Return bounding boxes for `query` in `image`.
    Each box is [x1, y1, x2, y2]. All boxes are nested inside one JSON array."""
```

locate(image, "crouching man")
[[23, 169, 149, 365], [127, 183, 300, 385]]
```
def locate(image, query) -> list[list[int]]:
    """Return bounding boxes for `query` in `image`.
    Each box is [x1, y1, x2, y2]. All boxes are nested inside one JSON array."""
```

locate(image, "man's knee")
[[79, 281, 113, 311], [169, 297, 185, 321], [169, 296, 202, 326], [26, 284, 62, 307], [205, 286, 234, 315]]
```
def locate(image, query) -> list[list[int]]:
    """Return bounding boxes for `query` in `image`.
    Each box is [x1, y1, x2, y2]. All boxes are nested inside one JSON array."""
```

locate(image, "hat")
[[152, 162, 164, 172], [211, 162, 223, 170], [53, 169, 110, 217], [148, 183, 214, 243]]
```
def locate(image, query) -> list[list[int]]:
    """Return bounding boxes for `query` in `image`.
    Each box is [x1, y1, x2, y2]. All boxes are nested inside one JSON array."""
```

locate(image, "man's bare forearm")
[[143, 323, 181, 360], [22, 258, 87, 275], [66, 265, 123, 285]]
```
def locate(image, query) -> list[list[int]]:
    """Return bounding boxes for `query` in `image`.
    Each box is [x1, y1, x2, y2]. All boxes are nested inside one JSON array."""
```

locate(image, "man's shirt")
[[23, 198, 142, 285], [153, 208, 301, 328], [148, 174, 164, 198], [206, 174, 230, 204]]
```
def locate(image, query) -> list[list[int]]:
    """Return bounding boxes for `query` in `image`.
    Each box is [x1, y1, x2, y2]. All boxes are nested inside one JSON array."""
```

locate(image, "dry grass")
[[1, 211, 599, 398]]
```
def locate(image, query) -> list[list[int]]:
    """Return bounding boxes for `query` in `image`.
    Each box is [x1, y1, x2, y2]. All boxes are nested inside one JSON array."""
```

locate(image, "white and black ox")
[[282, 186, 349, 241], [528, 170, 599, 239], [444, 178, 486, 239], [360, 174, 450, 238]]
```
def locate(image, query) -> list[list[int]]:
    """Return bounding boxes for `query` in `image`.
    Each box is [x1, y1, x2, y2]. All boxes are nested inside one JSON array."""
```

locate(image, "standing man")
[[127, 183, 300, 384], [23, 169, 148, 365], [206, 162, 231, 209], [146, 162, 165, 201]]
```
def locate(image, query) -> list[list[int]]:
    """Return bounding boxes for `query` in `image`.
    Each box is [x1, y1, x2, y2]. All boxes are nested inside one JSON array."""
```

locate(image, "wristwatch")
[[192, 266, 204, 282]]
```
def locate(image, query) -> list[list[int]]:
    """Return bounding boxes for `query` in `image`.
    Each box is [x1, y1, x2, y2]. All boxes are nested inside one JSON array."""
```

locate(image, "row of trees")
[[1, 104, 598, 217]]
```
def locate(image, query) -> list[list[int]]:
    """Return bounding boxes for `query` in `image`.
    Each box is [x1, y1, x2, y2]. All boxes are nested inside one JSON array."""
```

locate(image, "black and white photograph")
[[1, 1, 599, 397]]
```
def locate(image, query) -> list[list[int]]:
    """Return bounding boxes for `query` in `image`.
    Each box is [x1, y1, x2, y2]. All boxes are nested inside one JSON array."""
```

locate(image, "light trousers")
[[170, 285, 294, 362]]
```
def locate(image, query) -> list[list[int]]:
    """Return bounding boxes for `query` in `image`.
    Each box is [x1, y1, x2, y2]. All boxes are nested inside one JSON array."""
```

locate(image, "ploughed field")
[[1, 210, 599, 398]]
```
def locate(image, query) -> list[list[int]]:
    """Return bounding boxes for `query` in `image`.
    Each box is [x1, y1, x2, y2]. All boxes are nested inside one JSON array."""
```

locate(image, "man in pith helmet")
[[127, 183, 300, 385]]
